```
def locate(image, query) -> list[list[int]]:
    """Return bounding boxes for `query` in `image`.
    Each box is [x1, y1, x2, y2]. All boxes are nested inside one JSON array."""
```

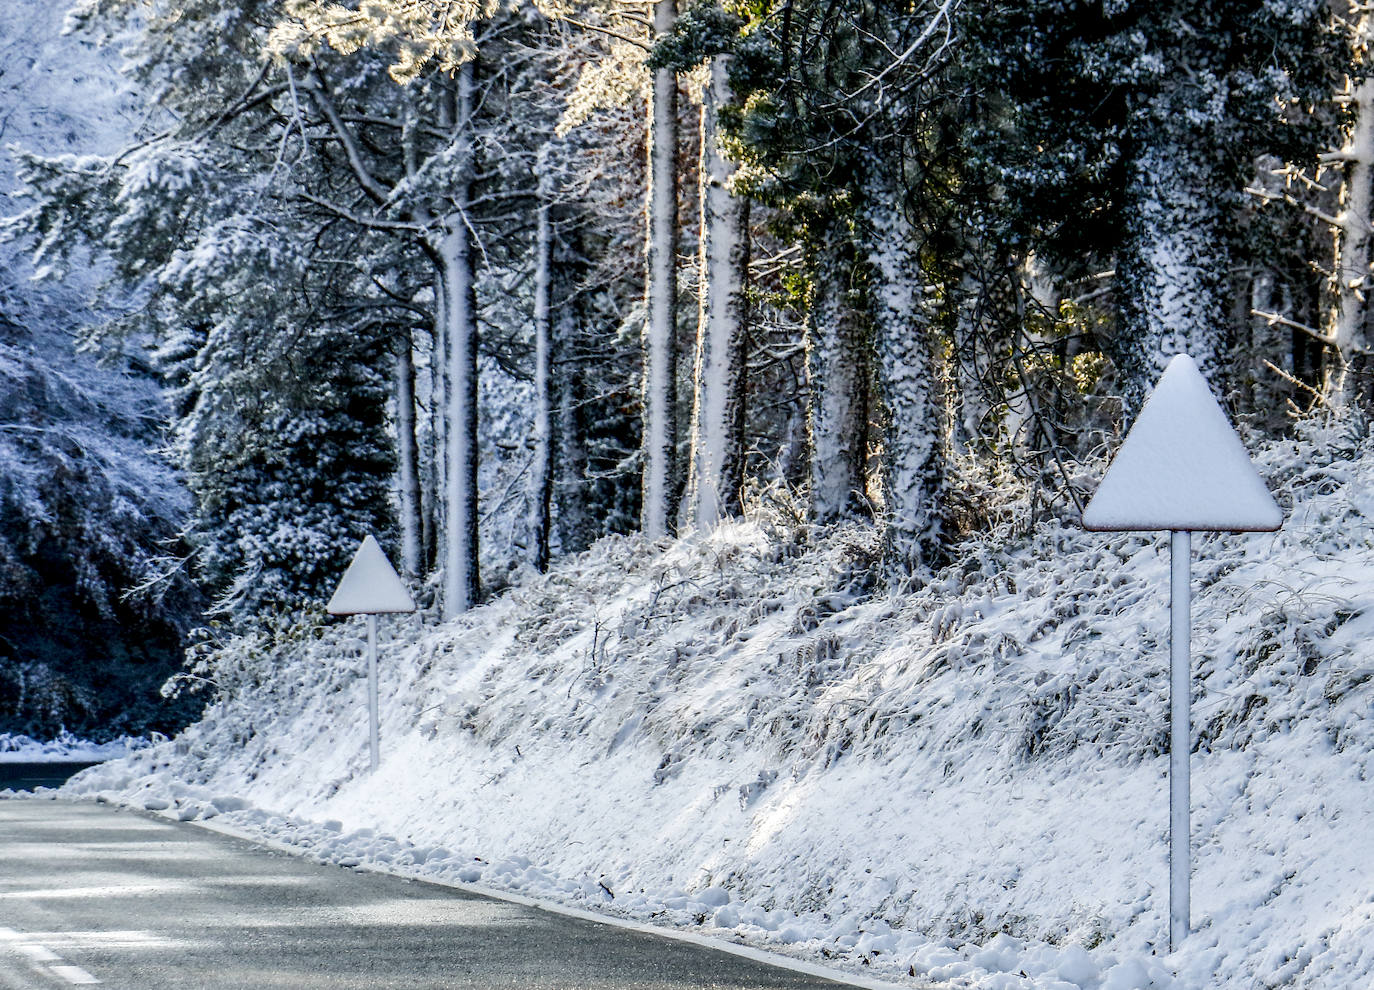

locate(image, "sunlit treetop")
[[268, 0, 498, 82]]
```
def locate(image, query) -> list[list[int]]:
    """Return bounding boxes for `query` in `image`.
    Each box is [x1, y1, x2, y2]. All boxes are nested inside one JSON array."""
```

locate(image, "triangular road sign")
[[326, 535, 417, 615], [1082, 354, 1282, 532]]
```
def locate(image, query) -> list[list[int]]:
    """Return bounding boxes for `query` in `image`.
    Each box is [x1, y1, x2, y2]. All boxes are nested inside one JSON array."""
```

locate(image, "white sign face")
[[1081, 354, 1283, 532], [326, 535, 417, 615]]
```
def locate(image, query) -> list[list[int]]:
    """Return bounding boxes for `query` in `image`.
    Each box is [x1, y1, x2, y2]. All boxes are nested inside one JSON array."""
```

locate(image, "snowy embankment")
[[61, 426, 1374, 990], [0, 733, 152, 763]]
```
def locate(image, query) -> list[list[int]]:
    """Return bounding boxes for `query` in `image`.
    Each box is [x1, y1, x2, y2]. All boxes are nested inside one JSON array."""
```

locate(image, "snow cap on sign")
[[1082, 354, 1282, 532], [326, 535, 417, 614]]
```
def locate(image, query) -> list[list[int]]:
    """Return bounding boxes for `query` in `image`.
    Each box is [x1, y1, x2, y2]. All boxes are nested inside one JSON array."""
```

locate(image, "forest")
[[0, 0, 1367, 734]]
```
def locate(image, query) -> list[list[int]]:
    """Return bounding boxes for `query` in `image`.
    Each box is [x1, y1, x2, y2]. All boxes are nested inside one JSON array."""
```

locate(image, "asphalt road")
[[0, 800, 857, 990]]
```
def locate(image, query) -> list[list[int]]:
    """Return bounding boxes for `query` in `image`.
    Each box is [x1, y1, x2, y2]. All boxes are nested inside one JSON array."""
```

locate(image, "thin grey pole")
[[367, 614, 379, 772], [1169, 529, 1191, 951]]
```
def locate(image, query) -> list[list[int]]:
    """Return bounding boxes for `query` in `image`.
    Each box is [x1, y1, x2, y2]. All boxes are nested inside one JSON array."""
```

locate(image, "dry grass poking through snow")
[[63, 418, 1374, 990]]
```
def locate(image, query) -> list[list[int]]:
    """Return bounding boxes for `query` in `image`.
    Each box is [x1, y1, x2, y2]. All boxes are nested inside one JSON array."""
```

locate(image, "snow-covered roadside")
[[0, 732, 153, 763], [58, 425, 1374, 990]]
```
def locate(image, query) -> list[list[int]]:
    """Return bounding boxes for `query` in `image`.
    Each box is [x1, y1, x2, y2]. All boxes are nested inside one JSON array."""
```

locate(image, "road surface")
[[0, 800, 860, 990]]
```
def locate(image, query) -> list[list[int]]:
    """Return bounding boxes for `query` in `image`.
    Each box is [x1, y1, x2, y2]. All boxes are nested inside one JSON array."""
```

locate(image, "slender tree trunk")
[[806, 229, 869, 524], [529, 196, 555, 571], [1330, 43, 1374, 406], [949, 264, 989, 459], [438, 58, 480, 617], [684, 56, 749, 530], [1246, 265, 1289, 416], [424, 84, 454, 581], [1114, 134, 1230, 419], [1004, 253, 1059, 459], [395, 333, 424, 577], [861, 160, 943, 576], [641, 0, 679, 539], [427, 303, 445, 574], [555, 302, 595, 554]]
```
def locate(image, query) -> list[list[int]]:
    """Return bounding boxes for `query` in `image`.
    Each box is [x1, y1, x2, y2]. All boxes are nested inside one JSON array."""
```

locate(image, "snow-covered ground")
[[0, 732, 152, 763], [57, 422, 1374, 990]]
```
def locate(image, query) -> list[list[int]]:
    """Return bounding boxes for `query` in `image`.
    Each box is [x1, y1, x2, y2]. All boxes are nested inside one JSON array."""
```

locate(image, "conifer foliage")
[[2, 0, 1369, 727]]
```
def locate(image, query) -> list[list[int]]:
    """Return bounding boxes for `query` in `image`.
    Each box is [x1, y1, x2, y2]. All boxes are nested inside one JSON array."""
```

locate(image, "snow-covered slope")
[[65, 422, 1374, 990]]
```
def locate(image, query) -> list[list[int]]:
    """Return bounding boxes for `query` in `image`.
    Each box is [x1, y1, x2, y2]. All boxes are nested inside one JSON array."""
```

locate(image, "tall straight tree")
[[971, 0, 1333, 416], [434, 57, 482, 614], [641, 0, 680, 539], [859, 156, 944, 572], [683, 54, 750, 528], [529, 184, 556, 571], [716, 0, 960, 572], [802, 218, 869, 524], [267, 5, 511, 616]]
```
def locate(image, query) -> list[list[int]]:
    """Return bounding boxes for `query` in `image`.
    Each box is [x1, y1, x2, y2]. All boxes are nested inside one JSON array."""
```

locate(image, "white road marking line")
[[20, 931, 168, 949], [0, 929, 103, 985], [0, 881, 188, 900], [15, 944, 61, 963], [47, 966, 99, 985], [195, 819, 914, 990]]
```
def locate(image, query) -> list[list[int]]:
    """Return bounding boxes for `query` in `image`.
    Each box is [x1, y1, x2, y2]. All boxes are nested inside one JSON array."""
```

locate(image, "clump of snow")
[[61, 420, 1374, 990], [0, 732, 154, 763]]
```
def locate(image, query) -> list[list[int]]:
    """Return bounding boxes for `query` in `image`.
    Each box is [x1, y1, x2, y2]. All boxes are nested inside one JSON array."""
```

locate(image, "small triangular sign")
[[326, 535, 417, 615], [1082, 354, 1282, 532]]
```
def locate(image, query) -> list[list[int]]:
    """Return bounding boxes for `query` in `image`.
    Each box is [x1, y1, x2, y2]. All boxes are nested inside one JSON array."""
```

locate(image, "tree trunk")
[[438, 58, 480, 617], [1114, 135, 1230, 419], [640, 0, 679, 540], [394, 333, 424, 577], [554, 304, 595, 554], [550, 220, 595, 555], [949, 264, 989, 460], [1004, 253, 1059, 461], [861, 161, 943, 576], [1330, 53, 1374, 406], [425, 303, 443, 574], [413, 84, 448, 579], [529, 196, 555, 571], [805, 229, 869, 524], [683, 56, 749, 530]]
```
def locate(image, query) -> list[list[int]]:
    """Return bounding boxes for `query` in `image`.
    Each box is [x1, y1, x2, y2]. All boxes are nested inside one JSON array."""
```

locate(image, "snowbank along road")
[[0, 799, 896, 990]]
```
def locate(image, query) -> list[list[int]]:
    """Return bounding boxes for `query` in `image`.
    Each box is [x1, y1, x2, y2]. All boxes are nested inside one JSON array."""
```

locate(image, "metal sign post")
[[1169, 528, 1190, 951], [326, 535, 417, 773], [366, 613, 380, 771], [1082, 355, 1281, 952]]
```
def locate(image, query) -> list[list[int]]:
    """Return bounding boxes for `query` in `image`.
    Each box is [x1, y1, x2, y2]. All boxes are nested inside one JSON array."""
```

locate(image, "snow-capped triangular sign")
[[326, 535, 416, 615], [1082, 354, 1282, 532]]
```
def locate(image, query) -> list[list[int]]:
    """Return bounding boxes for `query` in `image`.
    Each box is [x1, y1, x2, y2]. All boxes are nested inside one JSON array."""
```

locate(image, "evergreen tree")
[[970, 0, 1334, 416], [695, 0, 962, 572], [0, 298, 203, 737], [17, 0, 403, 621]]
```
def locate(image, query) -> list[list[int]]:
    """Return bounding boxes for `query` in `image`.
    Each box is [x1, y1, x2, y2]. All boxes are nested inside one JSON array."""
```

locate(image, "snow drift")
[[63, 422, 1374, 990]]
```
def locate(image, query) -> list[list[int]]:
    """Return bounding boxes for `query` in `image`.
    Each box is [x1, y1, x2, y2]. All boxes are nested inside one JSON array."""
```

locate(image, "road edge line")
[[187, 814, 927, 990]]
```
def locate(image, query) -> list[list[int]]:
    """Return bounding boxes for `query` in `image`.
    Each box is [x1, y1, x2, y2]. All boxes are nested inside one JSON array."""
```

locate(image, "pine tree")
[[710, 0, 961, 572], [19, 0, 407, 620], [971, 0, 1333, 416]]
